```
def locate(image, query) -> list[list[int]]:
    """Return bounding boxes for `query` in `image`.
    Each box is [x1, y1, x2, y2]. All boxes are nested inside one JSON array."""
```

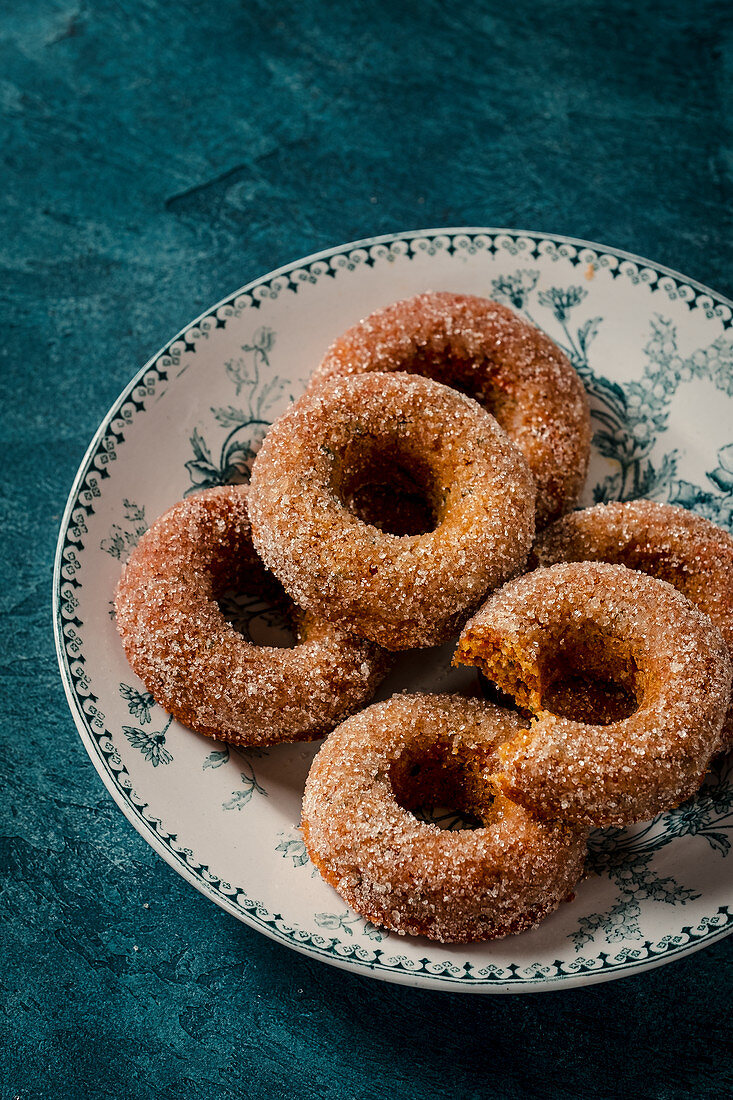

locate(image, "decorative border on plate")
[[54, 228, 733, 990]]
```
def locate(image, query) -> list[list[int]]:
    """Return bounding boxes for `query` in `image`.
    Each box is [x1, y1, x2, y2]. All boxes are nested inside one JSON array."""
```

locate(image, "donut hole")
[[214, 559, 296, 648], [345, 479, 436, 537], [539, 626, 640, 725], [389, 739, 494, 831], [331, 435, 441, 536], [542, 669, 638, 725]]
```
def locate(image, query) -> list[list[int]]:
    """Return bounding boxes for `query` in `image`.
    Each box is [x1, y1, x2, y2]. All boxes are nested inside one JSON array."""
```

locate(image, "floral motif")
[[276, 833, 310, 868], [314, 910, 385, 941], [504, 269, 733, 513], [122, 715, 173, 767], [412, 806, 482, 831], [490, 269, 539, 310], [203, 744, 230, 770], [707, 443, 733, 494], [673, 442, 733, 530], [100, 500, 147, 559], [275, 830, 321, 878], [662, 756, 733, 854], [228, 326, 275, 389], [217, 589, 290, 644], [571, 758, 732, 949], [185, 328, 286, 492], [118, 682, 172, 765], [537, 284, 588, 322], [222, 760, 267, 810], [119, 682, 155, 725]]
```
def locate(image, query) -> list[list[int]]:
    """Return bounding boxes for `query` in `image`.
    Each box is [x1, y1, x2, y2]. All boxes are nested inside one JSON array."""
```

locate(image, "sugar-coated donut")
[[532, 499, 733, 749], [455, 562, 732, 827], [308, 292, 591, 526], [301, 694, 587, 943], [248, 372, 536, 651], [114, 486, 389, 746]]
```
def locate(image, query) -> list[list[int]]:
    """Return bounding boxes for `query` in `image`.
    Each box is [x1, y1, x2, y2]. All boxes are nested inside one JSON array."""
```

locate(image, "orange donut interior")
[[459, 619, 640, 728]]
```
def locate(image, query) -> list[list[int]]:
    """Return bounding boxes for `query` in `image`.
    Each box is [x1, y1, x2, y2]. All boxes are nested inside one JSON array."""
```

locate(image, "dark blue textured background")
[[2, 1, 732, 1096]]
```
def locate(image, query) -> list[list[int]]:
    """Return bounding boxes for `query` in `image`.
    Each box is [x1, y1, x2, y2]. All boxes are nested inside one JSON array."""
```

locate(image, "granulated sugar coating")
[[532, 499, 733, 748], [114, 486, 390, 746], [456, 562, 732, 827], [307, 291, 591, 526], [248, 373, 536, 650], [301, 694, 587, 943]]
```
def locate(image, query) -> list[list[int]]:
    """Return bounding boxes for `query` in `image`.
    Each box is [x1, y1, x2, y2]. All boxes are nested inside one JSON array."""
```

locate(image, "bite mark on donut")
[[455, 562, 732, 826], [532, 499, 733, 749], [458, 624, 640, 726]]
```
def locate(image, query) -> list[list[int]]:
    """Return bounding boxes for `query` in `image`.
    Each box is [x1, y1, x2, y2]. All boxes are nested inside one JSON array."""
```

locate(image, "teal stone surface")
[[2, 0, 733, 1096]]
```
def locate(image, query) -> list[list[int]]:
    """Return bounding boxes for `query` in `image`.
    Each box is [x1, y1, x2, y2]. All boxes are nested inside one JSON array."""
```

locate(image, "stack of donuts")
[[115, 291, 733, 944]]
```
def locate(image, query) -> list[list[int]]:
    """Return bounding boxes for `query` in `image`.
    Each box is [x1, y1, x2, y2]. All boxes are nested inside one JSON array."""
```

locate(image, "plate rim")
[[53, 225, 733, 993]]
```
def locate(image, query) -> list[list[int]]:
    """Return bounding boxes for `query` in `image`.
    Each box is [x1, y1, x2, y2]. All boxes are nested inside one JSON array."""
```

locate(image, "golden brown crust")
[[308, 291, 591, 526], [532, 499, 733, 748], [301, 694, 587, 943], [248, 372, 536, 650], [114, 486, 390, 746], [455, 561, 732, 827]]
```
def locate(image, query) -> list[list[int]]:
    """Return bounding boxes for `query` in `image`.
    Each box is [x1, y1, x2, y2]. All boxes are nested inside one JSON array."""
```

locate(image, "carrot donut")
[[308, 291, 591, 526], [114, 486, 389, 747], [455, 562, 732, 827], [248, 372, 536, 650], [532, 499, 733, 749], [302, 694, 587, 943]]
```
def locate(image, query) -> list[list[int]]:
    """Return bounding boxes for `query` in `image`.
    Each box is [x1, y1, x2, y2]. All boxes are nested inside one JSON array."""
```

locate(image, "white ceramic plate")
[[53, 228, 733, 993]]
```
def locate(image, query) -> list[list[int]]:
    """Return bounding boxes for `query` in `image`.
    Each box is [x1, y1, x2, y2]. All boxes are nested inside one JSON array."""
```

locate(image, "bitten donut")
[[532, 499, 733, 748], [302, 694, 587, 943], [308, 291, 591, 526], [114, 486, 389, 746], [248, 373, 536, 650], [455, 562, 732, 827]]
